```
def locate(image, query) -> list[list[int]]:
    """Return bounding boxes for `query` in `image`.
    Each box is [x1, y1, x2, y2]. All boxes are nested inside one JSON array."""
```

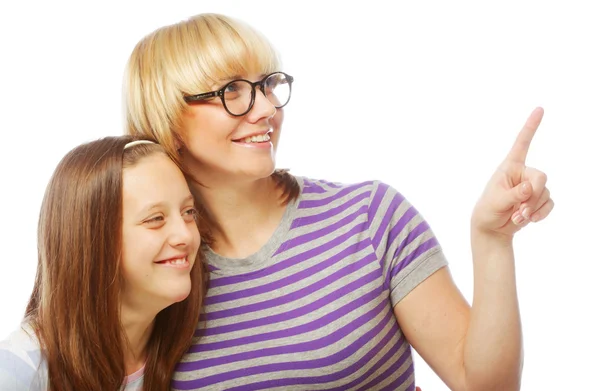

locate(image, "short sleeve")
[[0, 325, 47, 391], [368, 181, 448, 306]]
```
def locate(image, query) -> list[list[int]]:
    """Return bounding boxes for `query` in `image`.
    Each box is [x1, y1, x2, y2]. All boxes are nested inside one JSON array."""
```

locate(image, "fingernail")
[[521, 182, 529, 195], [530, 214, 539, 222], [512, 213, 525, 225], [522, 207, 532, 219]]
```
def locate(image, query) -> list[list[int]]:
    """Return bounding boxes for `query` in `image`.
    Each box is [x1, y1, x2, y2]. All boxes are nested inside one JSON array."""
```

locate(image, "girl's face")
[[120, 153, 201, 311], [179, 73, 285, 184]]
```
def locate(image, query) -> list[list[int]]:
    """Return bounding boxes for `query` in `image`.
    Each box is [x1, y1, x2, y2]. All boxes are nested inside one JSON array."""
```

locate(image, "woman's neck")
[[190, 175, 289, 259]]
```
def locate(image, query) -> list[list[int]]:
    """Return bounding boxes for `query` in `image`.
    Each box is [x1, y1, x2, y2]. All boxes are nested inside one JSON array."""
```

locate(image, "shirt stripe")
[[173, 177, 448, 390]]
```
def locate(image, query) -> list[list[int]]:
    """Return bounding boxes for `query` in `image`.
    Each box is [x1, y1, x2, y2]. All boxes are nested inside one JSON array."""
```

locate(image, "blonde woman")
[[124, 14, 552, 391]]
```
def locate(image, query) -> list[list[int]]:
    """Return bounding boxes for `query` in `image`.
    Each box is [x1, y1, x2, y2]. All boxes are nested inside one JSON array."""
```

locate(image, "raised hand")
[[471, 107, 553, 238]]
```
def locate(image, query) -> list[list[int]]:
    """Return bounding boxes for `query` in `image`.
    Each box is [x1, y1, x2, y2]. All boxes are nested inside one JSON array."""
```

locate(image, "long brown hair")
[[25, 136, 204, 391]]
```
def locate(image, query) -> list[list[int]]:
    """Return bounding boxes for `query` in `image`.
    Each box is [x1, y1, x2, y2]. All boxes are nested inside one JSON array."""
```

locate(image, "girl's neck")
[[120, 305, 156, 375]]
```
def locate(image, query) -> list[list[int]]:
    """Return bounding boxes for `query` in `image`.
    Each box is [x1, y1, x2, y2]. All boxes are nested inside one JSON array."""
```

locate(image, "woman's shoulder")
[[295, 175, 400, 203], [296, 175, 387, 194], [0, 323, 47, 390]]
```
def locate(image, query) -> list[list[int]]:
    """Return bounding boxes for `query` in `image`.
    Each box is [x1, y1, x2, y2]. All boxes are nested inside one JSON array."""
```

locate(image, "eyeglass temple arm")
[[184, 91, 219, 102]]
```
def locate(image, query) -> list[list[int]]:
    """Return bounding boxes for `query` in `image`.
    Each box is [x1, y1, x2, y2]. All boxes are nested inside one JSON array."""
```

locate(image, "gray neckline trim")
[[204, 176, 304, 274]]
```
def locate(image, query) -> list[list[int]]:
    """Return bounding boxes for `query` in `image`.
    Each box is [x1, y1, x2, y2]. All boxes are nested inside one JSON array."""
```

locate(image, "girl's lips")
[[154, 256, 191, 269]]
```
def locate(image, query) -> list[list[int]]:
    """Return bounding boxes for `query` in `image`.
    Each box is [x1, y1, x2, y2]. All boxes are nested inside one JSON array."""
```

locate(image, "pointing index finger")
[[506, 107, 544, 164]]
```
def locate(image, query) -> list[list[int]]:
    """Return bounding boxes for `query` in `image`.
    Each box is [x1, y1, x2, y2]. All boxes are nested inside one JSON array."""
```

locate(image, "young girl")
[[124, 14, 552, 391], [0, 137, 206, 390]]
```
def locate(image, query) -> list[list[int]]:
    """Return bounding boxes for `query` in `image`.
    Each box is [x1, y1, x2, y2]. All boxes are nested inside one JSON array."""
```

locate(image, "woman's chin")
[[238, 161, 277, 180]]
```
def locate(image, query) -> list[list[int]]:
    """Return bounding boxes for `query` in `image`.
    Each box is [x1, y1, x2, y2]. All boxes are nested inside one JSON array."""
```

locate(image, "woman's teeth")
[[242, 134, 270, 143]]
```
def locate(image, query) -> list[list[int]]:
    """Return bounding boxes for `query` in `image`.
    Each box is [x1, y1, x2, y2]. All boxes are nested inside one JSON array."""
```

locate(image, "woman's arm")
[[394, 107, 553, 391], [394, 240, 521, 391]]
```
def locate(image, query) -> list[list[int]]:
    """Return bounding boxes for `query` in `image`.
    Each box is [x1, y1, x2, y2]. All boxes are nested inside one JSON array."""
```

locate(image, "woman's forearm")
[[463, 230, 523, 391]]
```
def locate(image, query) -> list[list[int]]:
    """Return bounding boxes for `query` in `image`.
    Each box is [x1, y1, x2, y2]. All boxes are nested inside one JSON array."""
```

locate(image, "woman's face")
[[120, 153, 201, 311], [180, 73, 285, 184]]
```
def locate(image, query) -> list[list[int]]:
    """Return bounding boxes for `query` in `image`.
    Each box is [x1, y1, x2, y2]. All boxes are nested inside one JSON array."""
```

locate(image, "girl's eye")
[[183, 208, 198, 222], [143, 215, 165, 227]]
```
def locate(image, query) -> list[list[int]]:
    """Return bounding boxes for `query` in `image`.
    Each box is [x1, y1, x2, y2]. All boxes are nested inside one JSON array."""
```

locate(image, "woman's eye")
[[224, 83, 240, 93], [265, 79, 278, 89]]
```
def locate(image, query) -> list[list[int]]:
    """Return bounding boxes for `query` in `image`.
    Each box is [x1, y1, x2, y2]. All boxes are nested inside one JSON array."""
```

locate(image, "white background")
[[0, 1, 598, 390]]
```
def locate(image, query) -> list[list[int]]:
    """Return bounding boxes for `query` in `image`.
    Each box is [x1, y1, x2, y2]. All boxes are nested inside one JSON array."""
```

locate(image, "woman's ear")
[[173, 131, 185, 153]]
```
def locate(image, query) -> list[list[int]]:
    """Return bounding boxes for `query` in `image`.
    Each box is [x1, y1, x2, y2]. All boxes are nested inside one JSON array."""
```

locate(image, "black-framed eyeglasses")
[[183, 72, 294, 117]]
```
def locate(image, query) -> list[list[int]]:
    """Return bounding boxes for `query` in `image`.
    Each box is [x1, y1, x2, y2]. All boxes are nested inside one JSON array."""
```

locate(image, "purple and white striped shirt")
[[173, 177, 448, 390]]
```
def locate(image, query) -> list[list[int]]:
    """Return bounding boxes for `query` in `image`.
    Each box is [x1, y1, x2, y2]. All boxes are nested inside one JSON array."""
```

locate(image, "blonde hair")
[[123, 13, 299, 206], [124, 14, 279, 154]]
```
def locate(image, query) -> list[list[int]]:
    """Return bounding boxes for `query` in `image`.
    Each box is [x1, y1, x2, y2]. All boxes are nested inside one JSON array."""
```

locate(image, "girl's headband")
[[124, 140, 156, 150]]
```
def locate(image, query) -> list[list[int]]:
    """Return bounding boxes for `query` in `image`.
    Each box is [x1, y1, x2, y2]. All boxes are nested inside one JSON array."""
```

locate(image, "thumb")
[[503, 181, 532, 208]]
